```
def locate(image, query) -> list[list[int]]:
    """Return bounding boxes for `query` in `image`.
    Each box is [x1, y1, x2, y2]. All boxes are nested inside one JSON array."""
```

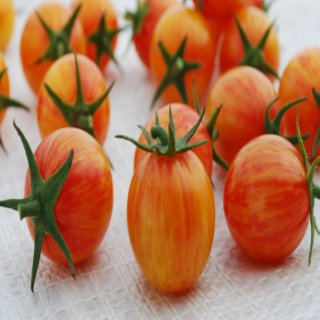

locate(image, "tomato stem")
[[0, 121, 75, 291]]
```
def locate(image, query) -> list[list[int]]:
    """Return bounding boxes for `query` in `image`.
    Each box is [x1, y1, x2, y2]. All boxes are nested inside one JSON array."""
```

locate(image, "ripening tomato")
[[0, 0, 14, 51], [0, 52, 9, 125], [279, 47, 320, 161], [37, 53, 110, 144], [20, 3, 86, 94], [125, 0, 179, 69], [220, 7, 280, 83], [134, 103, 213, 177], [25, 128, 113, 265], [193, 0, 263, 21], [224, 135, 310, 262], [72, 0, 119, 72], [205, 66, 280, 166], [150, 5, 216, 107]]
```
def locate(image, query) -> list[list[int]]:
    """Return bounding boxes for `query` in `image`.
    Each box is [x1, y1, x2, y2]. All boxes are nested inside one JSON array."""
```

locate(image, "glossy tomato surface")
[[0, 52, 9, 125], [150, 6, 216, 106], [72, 0, 118, 72], [134, 103, 213, 177], [0, 0, 14, 51], [224, 135, 309, 262], [279, 47, 320, 160], [220, 7, 280, 83], [24, 128, 113, 265], [37, 54, 110, 144], [128, 151, 215, 293], [20, 3, 86, 94], [205, 66, 280, 166]]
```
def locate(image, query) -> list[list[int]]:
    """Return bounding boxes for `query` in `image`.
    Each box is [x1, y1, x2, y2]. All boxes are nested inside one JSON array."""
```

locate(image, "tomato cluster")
[[1, 0, 320, 297]]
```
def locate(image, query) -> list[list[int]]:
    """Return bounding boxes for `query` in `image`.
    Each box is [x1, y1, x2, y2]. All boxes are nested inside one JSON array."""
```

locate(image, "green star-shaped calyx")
[[124, 0, 150, 36]]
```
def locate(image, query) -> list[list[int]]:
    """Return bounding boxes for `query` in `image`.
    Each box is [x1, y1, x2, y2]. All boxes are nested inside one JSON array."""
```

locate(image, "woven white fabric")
[[1, 0, 320, 319]]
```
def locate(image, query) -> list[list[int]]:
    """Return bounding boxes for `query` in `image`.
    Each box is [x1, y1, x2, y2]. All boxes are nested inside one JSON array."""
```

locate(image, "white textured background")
[[1, 0, 320, 319]]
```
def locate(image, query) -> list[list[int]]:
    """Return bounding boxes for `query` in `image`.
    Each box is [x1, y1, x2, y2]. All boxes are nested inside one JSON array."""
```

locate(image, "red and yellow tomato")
[[0, 52, 9, 126], [0, 0, 14, 51]]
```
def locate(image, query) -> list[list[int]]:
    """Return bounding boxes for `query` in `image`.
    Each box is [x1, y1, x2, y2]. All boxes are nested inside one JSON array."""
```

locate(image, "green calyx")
[[0, 121, 74, 292], [116, 106, 208, 157], [151, 36, 202, 108], [124, 0, 150, 36], [311, 88, 320, 159], [262, 0, 276, 13], [264, 96, 310, 144], [35, 5, 81, 64], [196, 0, 204, 11], [235, 15, 279, 79], [87, 13, 127, 72], [192, 80, 229, 171], [296, 108, 320, 266]]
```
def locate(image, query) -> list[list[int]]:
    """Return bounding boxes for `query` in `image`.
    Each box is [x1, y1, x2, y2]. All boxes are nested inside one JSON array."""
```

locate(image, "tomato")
[[205, 66, 281, 166], [20, 3, 86, 94], [134, 103, 213, 177], [279, 47, 320, 161], [0, 52, 9, 126], [0, 0, 14, 51], [72, 0, 120, 72], [220, 7, 280, 83], [37, 53, 111, 145], [193, 0, 263, 21], [150, 5, 216, 107], [125, 0, 179, 69], [117, 108, 215, 293], [0, 125, 113, 291], [224, 133, 313, 263]]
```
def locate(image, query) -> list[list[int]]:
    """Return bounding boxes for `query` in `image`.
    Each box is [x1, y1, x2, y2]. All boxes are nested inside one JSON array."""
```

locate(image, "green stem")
[[18, 199, 42, 220]]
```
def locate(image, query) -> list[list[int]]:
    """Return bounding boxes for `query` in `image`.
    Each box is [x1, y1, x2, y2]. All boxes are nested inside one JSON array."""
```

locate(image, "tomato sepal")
[[151, 37, 202, 108], [235, 14, 279, 79], [124, 0, 150, 36], [0, 121, 75, 292]]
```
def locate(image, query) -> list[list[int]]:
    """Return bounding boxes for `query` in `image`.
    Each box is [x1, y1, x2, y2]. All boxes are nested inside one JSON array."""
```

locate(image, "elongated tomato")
[[0, 0, 14, 51]]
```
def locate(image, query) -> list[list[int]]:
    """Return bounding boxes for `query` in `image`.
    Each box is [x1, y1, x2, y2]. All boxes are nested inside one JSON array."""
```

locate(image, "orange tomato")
[[20, 3, 86, 94], [134, 103, 213, 177], [150, 5, 216, 106], [0, 52, 9, 125], [220, 7, 280, 83], [224, 135, 309, 262], [0, 0, 14, 51], [279, 47, 320, 161], [37, 54, 110, 144], [205, 66, 280, 166], [128, 150, 215, 293], [72, 0, 119, 72]]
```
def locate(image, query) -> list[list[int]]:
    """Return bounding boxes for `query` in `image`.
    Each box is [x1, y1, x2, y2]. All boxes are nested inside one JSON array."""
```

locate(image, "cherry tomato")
[[134, 103, 213, 177], [150, 5, 216, 107], [125, 0, 179, 69], [205, 66, 280, 166], [37, 54, 110, 145], [72, 0, 120, 72], [224, 134, 311, 262], [220, 7, 280, 83], [0, 0, 14, 51], [0, 52, 9, 126], [279, 47, 320, 161], [20, 3, 86, 94]]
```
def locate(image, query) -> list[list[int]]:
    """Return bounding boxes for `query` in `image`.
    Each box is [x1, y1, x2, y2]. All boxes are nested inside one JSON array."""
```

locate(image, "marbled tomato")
[[128, 151, 215, 293], [134, 103, 213, 177], [205, 66, 280, 166], [0, 0, 14, 51], [24, 128, 113, 264], [224, 135, 309, 262], [279, 47, 320, 161], [0, 52, 9, 125], [20, 3, 86, 94]]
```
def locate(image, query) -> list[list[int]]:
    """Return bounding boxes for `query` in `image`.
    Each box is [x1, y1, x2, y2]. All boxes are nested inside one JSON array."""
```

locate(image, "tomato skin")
[[20, 3, 86, 94], [220, 7, 280, 83], [0, 0, 14, 51], [224, 135, 309, 262], [279, 47, 320, 160], [72, 0, 118, 72], [24, 128, 113, 265], [37, 53, 110, 144], [128, 151, 215, 293], [133, 0, 179, 69], [134, 103, 213, 177], [193, 0, 263, 21], [150, 6, 216, 105], [0, 52, 9, 125], [205, 66, 280, 166]]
